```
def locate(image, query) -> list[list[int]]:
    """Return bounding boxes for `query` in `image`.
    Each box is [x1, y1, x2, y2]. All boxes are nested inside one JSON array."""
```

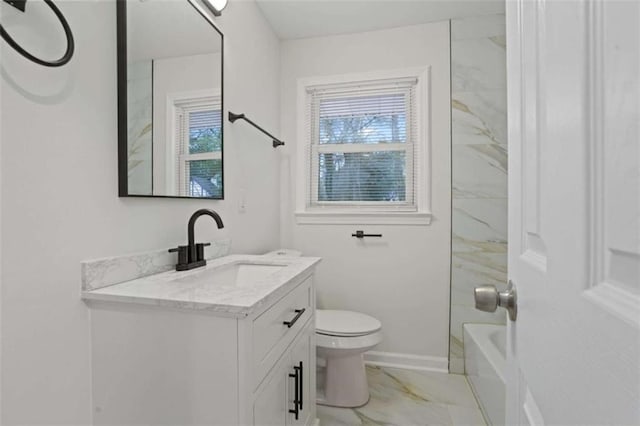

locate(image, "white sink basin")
[[172, 262, 286, 288]]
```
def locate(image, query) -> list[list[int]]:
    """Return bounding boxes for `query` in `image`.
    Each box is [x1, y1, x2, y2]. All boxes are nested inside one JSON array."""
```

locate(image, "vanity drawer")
[[253, 277, 313, 386]]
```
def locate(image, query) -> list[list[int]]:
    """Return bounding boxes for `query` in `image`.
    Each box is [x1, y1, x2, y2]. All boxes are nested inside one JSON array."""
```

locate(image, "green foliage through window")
[[314, 92, 410, 203], [186, 109, 222, 197]]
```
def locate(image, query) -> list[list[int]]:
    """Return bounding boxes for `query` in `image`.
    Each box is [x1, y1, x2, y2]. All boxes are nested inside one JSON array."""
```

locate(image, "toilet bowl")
[[316, 309, 382, 408], [261, 250, 383, 408]]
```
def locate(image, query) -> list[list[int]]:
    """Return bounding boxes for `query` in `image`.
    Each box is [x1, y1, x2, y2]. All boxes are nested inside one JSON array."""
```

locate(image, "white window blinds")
[[306, 78, 418, 211], [174, 97, 222, 198]]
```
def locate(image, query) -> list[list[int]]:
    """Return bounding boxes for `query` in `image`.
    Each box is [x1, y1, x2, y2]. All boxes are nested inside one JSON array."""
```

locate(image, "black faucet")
[[169, 209, 224, 271]]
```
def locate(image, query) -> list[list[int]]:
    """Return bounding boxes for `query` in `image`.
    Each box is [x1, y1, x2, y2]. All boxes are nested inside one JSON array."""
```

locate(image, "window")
[[296, 70, 431, 225], [174, 97, 222, 198]]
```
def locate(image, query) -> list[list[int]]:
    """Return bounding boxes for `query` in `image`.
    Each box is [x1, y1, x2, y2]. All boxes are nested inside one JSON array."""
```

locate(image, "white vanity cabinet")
[[86, 260, 318, 426], [243, 275, 316, 426], [253, 320, 315, 426]]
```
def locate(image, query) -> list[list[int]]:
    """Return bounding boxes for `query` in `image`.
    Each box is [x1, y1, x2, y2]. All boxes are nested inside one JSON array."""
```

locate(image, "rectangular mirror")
[[117, 0, 224, 199]]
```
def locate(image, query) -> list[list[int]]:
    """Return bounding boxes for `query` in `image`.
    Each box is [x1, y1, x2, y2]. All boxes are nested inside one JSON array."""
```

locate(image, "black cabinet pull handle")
[[352, 230, 382, 239], [289, 367, 300, 420], [298, 361, 303, 411], [283, 308, 306, 328]]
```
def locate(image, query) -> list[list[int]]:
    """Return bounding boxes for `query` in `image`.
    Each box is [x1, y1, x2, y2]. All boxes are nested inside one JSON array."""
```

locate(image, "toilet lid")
[[316, 310, 382, 337]]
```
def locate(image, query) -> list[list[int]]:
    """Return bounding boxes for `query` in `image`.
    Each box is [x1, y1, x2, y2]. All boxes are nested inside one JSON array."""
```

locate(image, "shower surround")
[[449, 14, 508, 374]]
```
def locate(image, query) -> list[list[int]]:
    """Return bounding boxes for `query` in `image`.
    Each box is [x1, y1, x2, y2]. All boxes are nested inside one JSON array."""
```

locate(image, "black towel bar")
[[352, 230, 383, 239], [228, 111, 285, 148]]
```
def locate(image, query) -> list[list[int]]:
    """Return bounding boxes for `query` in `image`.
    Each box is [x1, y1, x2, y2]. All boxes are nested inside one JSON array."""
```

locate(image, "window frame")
[[166, 89, 222, 197], [295, 68, 432, 225]]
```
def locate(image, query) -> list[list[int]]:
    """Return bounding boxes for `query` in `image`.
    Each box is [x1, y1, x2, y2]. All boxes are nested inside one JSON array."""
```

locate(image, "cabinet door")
[[287, 320, 316, 426], [254, 355, 289, 426]]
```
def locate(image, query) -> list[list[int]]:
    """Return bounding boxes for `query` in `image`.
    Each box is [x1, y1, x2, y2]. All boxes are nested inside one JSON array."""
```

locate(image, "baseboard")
[[363, 351, 449, 373]]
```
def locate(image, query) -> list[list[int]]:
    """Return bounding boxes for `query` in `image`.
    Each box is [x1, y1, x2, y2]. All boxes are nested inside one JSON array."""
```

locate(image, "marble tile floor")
[[317, 365, 486, 426]]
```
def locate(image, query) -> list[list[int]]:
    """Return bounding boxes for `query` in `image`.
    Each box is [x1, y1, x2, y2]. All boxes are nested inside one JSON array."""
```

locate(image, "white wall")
[[152, 52, 222, 194], [280, 23, 452, 362], [0, 0, 281, 423]]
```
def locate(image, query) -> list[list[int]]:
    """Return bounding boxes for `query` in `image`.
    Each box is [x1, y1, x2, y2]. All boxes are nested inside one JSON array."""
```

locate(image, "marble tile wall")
[[127, 60, 153, 195], [81, 239, 231, 291], [449, 14, 508, 374]]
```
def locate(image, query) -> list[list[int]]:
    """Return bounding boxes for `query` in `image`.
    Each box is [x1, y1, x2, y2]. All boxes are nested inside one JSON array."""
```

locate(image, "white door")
[[506, 0, 640, 424]]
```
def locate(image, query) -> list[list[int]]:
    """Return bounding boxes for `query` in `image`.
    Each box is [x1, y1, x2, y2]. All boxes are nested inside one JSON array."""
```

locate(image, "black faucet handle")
[[169, 245, 188, 266], [195, 242, 211, 262]]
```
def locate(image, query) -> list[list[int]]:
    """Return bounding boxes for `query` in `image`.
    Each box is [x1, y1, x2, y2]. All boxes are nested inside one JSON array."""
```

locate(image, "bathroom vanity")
[[82, 254, 320, 425]]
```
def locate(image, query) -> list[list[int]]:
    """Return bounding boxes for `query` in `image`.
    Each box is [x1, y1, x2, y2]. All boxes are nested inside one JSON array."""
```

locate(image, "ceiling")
[[127, 0, 222, 62], [255, 0, 505, 40]]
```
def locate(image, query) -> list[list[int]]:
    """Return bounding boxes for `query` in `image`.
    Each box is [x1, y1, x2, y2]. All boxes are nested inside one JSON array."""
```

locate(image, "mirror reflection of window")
[[174, 97, 222, 198], [120, 0, 223, 199]]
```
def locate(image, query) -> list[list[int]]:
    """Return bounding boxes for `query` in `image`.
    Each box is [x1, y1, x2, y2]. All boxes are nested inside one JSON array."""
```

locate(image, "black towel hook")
[[0, 0, 75, 67]]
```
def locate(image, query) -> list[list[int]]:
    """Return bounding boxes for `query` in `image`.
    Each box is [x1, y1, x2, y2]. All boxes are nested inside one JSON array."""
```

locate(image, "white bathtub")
[[464, 324, 506, 426]]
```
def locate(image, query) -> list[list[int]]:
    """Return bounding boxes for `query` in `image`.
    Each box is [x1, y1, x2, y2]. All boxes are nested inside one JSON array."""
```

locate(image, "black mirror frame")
[[117, 0, 225, 200]]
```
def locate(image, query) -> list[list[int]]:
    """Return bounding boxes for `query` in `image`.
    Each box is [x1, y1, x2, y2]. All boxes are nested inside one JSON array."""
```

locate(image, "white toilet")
[[316, 309, 382, 408], [263, 249, 383, 408]]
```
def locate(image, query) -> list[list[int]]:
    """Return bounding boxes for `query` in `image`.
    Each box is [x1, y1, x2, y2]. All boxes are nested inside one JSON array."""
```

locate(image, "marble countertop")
[[82, 254, 321, 318]]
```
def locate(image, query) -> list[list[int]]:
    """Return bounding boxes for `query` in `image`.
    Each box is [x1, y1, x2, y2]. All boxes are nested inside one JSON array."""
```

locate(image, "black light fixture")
[[202, 0, 227, 16]]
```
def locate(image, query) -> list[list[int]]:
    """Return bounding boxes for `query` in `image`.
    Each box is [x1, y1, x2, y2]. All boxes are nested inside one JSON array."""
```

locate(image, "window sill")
[[294, 211, 432, 225]]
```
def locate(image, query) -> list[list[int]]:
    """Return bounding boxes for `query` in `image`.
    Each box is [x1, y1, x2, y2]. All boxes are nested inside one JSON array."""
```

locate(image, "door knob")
[[474, 280, 517, 321]]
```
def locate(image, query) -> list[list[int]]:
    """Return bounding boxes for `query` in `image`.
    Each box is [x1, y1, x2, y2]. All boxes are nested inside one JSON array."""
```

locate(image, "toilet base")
[[319, 353, 370, 408]]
